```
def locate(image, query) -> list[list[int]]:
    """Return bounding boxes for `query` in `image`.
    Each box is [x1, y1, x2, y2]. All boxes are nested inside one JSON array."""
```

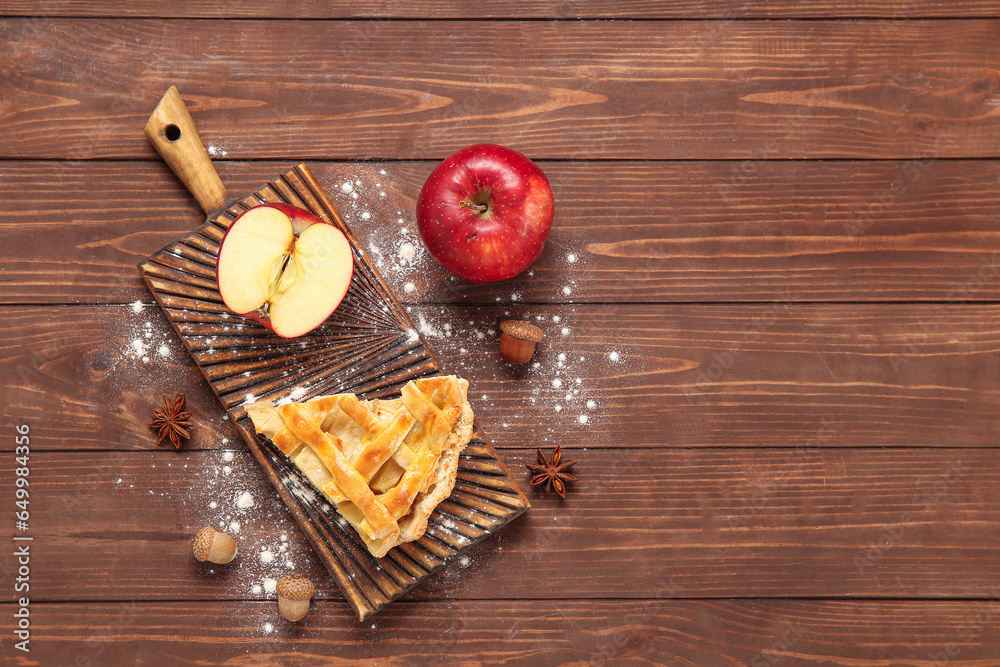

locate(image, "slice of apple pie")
[[245, 376, 473, 557]]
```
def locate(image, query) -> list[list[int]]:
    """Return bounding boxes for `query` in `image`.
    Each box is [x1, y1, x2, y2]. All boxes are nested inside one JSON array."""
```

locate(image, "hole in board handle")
[[164, 124, 181, 142]]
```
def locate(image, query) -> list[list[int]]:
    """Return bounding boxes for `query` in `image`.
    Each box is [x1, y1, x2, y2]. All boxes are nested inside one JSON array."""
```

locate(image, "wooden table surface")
[[2, 3, 1000, 665]]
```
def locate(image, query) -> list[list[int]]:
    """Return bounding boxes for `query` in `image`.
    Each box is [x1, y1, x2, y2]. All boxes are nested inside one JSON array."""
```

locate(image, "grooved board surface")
[[138, 164, 528, 621]]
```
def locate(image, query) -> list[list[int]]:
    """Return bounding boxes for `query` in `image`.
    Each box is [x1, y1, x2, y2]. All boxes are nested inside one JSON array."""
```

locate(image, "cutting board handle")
[[144, 86, 229, 214]]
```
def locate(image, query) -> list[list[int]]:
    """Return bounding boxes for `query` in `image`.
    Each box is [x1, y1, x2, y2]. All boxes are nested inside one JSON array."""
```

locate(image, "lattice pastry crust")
[[246, 376, 473, 557]]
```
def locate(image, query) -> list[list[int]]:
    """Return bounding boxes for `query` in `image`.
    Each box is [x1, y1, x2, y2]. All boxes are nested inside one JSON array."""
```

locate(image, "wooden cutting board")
[[138, 88, 530, 621]]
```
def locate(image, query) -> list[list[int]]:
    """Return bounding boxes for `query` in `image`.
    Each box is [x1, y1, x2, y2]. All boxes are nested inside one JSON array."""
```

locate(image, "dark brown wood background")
[[2, 3, 1000, 665]]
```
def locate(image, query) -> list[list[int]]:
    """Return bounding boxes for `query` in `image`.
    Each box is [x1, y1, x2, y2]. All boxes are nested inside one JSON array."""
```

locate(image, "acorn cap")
[[276, 574, 315, 601], [191, 527, 216, 562], [500, 320, 543, 342]]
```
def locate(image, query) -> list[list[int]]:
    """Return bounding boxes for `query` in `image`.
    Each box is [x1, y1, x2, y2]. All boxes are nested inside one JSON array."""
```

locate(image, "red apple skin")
[[216, 203, 354, 337], [416, 144, 554, 282], [239, 305, 277, 336], [217, 202, 324, 335]]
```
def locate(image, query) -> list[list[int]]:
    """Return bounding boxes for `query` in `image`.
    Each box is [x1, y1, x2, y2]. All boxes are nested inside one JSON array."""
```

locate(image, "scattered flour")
[[237, 491, 254, 510], [398, 242, 417, 264], [417, 313, 440, 338]]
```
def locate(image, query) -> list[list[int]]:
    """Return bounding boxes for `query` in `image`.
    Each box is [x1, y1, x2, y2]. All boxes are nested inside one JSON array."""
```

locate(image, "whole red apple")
[[216, 203, 354, 338], [416, 144, 554, 282]]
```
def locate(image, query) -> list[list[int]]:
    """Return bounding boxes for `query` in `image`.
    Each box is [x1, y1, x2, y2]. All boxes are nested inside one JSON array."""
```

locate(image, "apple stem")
[[460, 201, 489, 213]]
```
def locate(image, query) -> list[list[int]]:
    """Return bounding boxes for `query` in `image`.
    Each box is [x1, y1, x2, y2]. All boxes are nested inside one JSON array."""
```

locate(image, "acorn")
[[191, 526, 238, 564], [276, 574, 315, 622], [499, 320, 544, 364]]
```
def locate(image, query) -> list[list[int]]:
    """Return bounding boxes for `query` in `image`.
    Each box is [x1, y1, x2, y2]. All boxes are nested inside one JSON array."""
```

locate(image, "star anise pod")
[[526, 446, 577, 498], [150, 394, 193, 449]]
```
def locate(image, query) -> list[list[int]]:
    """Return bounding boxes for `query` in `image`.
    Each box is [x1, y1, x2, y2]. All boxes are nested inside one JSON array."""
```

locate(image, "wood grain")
[[5, 159, 1000, 305], [4, 448, 999, 601], [3, 1, 999, 19], [3, 304, 999, 452], [1, 20, 997, 160], [2, 599, 999, 665], [2, 6, 998, 661], [138, 162, 529, 621]]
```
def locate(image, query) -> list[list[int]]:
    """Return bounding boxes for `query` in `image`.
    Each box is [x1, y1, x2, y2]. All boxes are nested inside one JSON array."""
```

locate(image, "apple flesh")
[[416, 144, 554, 282], [216, 203, 353, 338]]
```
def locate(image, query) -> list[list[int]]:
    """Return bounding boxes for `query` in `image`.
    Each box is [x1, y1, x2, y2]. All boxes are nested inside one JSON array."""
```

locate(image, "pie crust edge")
[[245, 377, 474, 558]]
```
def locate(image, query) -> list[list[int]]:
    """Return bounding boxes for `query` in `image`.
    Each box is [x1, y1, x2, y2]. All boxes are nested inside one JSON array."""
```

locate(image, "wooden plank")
[[1, 20, 997, 160], [4, 303, 999, 452], [2, 1, 998, 19], [3, 448, 999, 601], [2, 599, 999, 665], [5, 159, 1000, 305]]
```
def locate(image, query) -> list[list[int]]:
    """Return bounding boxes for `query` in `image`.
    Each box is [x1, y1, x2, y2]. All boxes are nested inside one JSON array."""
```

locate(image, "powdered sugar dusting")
[[206, 144, 229, 158], [398, 242, 417, 264], [312, 166, 637, 442], [417, 313, 440, 338], [236, 491, 254, 509], [319, 166, 435, 302], [181, 449, 317, 637]]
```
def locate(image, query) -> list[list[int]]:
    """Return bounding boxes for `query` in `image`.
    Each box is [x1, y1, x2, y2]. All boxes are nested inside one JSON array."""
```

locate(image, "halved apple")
[[216, 203, 354, 338]]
